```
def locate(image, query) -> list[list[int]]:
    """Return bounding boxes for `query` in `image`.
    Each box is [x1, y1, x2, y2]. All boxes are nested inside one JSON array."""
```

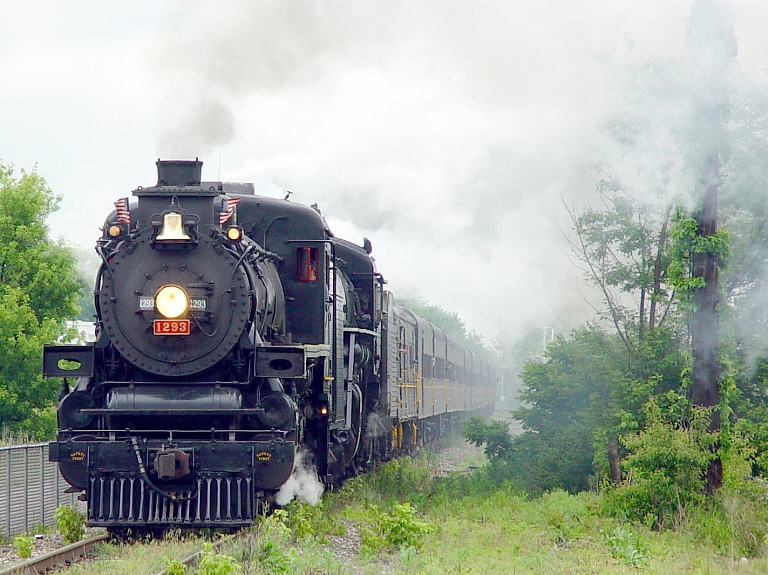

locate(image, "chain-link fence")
[[0, 443, 82, 538]]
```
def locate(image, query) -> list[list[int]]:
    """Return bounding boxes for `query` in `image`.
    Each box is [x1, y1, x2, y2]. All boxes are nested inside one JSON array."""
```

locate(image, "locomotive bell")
[[155, 212, 191, 241]]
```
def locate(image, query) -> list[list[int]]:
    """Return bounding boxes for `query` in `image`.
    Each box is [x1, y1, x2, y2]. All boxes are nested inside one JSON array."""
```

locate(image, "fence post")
[[55, 461, 60, 513], [5, 450, 10, 538], [40, 445, 45, 529], [23, 447, 29, 533]]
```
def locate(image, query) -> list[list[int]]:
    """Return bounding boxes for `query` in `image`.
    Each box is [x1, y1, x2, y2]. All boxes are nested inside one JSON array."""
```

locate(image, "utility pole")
[[682, 0, 736, 493]]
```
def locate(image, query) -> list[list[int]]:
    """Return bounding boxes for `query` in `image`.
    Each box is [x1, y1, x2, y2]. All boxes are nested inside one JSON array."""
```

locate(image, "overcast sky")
[[1, 0, 766, 343]]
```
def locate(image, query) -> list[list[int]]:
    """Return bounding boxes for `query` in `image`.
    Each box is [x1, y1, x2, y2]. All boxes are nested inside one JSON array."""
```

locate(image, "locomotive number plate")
[[153, 319, 190, 335], [140, 297, 207, 311]]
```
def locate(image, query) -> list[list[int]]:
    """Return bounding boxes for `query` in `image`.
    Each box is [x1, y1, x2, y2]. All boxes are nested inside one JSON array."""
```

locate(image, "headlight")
[[155, 285, 189, 318]]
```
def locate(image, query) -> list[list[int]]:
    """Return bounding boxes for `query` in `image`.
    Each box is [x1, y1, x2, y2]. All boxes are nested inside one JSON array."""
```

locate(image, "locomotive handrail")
[[57, 428, 292, 436], [90, 380, 263, 390], [80, 408, 267, 415]]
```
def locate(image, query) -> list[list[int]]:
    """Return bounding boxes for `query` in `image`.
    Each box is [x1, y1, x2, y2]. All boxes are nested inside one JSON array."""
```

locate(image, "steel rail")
[[0, 533, 109, 575]]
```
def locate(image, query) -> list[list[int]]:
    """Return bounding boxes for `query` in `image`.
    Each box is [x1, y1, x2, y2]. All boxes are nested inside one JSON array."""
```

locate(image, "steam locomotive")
[[45, 160, 495, 530]]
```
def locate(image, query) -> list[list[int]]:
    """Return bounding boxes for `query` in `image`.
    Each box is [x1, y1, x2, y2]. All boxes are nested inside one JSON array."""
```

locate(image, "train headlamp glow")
[[155, 285, 189, 319], [108, 225, 122, 238], [226, 226, 242, 241]]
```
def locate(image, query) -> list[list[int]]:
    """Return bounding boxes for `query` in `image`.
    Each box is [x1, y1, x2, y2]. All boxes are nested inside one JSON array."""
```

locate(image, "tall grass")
[[57, 441, 768, 574], [0, 427, 37, 446]]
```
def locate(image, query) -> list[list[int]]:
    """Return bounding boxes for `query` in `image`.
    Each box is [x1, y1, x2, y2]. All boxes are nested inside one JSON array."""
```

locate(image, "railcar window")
[[296, 247, 318, 282]]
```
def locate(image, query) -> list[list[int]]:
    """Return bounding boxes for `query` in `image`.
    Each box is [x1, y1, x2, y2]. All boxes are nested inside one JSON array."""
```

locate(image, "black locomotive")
[[45, 160, 495, 530]]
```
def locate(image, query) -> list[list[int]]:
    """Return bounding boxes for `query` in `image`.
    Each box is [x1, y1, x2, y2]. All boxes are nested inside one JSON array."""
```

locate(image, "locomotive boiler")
[[45, 159, 495, 532]]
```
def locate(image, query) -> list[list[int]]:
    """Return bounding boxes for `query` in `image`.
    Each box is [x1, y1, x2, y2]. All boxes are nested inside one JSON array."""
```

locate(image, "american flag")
[[219, 196, 241, 225], [114, 198, 130, 224]]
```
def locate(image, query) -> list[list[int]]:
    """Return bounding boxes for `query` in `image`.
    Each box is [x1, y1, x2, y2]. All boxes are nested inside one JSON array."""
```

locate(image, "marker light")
[[226, 226, 242, 241], [108, 225, 122, 238], [155, 285, 189, 319], [317, 392, 330, 417]]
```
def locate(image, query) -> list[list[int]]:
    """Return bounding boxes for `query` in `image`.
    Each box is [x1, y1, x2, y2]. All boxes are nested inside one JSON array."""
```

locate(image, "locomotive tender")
[[45, 160, 495, 530]]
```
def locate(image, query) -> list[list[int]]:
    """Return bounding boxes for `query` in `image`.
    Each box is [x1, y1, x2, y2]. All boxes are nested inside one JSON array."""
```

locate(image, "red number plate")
[[153, 319, 190, 336]]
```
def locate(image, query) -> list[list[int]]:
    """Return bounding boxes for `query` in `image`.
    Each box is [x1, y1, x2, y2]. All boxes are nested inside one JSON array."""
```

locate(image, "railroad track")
[[0, 534, 109, 575]]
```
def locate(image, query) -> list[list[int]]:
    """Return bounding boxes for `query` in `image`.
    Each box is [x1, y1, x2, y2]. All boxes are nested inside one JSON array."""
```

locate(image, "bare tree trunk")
[[691, 154, 723, 493], [682, 0, 735, 494], [649, 204, 673, 330], [607, 437, 622, 483]]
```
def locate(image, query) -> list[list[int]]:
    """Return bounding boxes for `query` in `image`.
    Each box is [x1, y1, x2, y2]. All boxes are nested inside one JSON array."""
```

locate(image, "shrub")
[[358, 502, 434, 556], [602, 401, 713, 528], [378, 502, 433, 550], [53, 505, 85, 544], [283, 499, 342, 541]]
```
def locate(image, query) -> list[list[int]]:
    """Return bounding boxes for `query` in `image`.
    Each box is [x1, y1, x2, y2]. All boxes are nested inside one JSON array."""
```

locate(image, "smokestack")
[[156, 158, 203, 187]]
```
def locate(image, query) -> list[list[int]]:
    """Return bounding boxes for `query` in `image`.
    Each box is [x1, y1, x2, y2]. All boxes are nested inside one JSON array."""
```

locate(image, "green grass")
[[59, 535, 207, 575], [57, 441, 768, 574]]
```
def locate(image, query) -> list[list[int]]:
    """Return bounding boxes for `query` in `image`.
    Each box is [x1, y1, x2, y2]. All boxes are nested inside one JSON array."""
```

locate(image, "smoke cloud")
[[146, 1, 768, 343], [159, 100, 235, 158]]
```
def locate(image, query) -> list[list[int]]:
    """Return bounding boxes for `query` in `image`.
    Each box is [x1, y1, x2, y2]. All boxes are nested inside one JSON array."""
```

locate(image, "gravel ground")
[[0, 527, 104, 570], [0, 533, 64, 569]]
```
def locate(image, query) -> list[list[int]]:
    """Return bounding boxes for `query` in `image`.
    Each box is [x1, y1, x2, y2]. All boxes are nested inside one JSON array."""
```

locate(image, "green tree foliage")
[[602, 399, 714, 529], [398, 296, 489, 356], [0, 163, 80, 436], [464, 325, 686, 495], [566, 176, 678, 352]]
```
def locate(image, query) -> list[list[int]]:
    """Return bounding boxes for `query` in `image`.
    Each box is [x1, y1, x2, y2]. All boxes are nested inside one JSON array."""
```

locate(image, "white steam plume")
[[275, 450, 325, 507]]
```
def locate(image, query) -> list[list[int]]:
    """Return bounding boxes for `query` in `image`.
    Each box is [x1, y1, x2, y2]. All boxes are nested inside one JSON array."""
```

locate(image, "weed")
[[54, 505, 85, 544], [394, 545, 424, 573], [12, 534, 34, 560], [236, 513, 293, 574], [164, 559, 187, 575], [604, 525, 648, 568], [379, 502, 434, 550], [258, 509, 291, 543], [686, 481, 768, 559], [254, 539, 291, 574], [197, 542, 240, 575], [358, 502, 434, 557], [283, 499, 341, 541]]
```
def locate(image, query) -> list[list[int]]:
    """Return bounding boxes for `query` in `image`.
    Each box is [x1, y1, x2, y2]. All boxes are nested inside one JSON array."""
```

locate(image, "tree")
[[0, 163, 81, 437], [566, 178, 677, 354], [398, 296, 489, 356], [463, 325, 686, 494], [678, 0, 737, 492]]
